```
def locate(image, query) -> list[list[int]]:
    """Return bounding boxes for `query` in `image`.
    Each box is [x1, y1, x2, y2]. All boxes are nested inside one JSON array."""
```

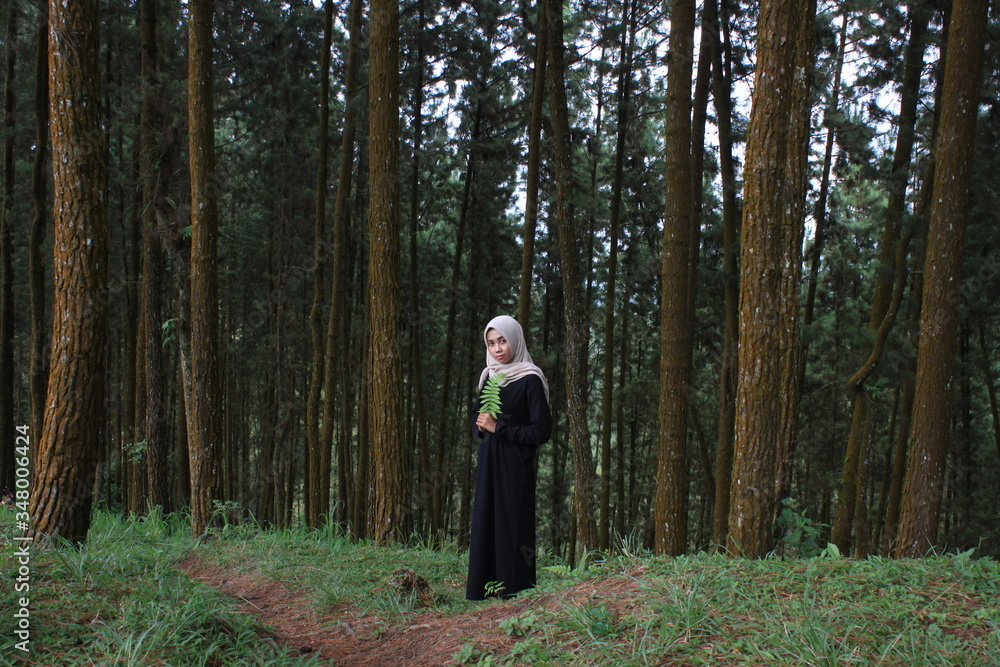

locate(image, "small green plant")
[[483, 580, 506, 597], [453, 643, 498, 666], [777, 496, 826, 557], [479, 373, 505, 418], [500, 611, 543, 638]]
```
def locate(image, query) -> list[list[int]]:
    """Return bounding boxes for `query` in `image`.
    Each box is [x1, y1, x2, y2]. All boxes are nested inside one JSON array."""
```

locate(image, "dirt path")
[[180, 554, 644, 666]]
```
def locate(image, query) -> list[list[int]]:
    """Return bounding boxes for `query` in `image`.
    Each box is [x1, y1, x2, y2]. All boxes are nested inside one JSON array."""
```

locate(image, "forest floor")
[[3, 510, 1000, 666], [180, 551, 644, 667], [177, 529, 1000, 667]]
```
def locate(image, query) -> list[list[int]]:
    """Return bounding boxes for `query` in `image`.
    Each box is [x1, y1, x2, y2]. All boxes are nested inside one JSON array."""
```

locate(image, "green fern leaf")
[[479, 373, 505, 418]]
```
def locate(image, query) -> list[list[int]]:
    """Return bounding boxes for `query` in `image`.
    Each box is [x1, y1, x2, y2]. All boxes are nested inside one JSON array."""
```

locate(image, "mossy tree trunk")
[[895, 0, 988, 558], [29, 0, 108, 543], [546, 0, 596, 555], [727, 0, 814, 558], [187, 0, 222, 538], [367, 0, 407, 543]]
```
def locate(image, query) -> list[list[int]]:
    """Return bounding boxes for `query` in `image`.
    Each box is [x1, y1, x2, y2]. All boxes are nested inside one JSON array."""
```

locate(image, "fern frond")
[[479, 373, 505, 418]]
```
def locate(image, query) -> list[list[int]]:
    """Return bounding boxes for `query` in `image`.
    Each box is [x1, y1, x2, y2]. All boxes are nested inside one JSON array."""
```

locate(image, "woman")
[[466, 315, 551, 600]]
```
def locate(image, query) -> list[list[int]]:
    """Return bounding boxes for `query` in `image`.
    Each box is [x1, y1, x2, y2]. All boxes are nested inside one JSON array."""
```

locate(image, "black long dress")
[[466, 374, 552, 601]]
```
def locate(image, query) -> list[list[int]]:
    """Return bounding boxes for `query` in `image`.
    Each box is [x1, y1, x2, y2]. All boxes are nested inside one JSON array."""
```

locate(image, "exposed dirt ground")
[[180, 554, 645, 666]]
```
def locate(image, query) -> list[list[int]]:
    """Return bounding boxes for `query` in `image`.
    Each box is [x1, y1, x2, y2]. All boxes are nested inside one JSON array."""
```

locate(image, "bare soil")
[[179, 554, 645, 666]]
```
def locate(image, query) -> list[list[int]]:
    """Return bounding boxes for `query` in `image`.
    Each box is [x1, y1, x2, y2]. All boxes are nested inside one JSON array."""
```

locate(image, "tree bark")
[[139, 0, 172, 512], [321, 0, 363, 527], [710, 0, 739, 549], [546, 0, 596, 555], [407, 0, 430, 535], [832, 3, 930, 554], [727, 0, 814, 558], [306, 0, 334, 527], [599, 0, 635, 552], [432, 100, 481, 537], [29, 0, 108, 542], [895, 0, 987, 558], [187, 0, 222, 537], [655, 0, 696, 557], [367, 0, 407, 543]]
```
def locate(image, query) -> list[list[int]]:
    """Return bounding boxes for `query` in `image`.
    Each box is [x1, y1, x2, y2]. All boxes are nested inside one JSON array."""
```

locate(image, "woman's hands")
[[476, 412, 498, 433]]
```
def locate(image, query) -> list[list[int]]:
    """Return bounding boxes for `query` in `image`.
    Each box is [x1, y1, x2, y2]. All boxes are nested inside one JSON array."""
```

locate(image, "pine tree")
[[29, 0, 109, 543]]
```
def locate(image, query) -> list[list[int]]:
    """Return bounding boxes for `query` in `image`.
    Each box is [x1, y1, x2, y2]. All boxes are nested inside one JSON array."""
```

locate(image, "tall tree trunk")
[[306, 0, 334, 527], [895, 0, 987, 558], [187, 0, 222, 537], [367, 0, 407, 543], [832, 3, 930, 555], [710, 0, 739, 549], [268, 162, 294, 527], [28, 2, 49, 459], [516, 1, 547, 335], [655, 0, 696, 557], [546, 0, 596, 555], [599, 0, 636, 551], [432, 101, 482, 537], [727, 0, 814, 558], [0, 0, 16, 495], [352, 302, 371, 539], [29, 0, 108, 542], [321, 0, 363, 527], [407, 0, 430, 535], [686, 0, 714, 328], [139, 0, 172, 511], [614, 276, 632, 539]]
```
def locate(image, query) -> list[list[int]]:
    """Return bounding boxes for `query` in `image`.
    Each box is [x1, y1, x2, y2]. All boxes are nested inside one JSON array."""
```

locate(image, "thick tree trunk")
[[367, 0, 407, 543], [895, 0, 987, 558], [727, 0, 814, 558], [187, 0, 222, 537], [546, 0, 596, 555], [29, 0, 108, 542], [655, 0, 696, 557]]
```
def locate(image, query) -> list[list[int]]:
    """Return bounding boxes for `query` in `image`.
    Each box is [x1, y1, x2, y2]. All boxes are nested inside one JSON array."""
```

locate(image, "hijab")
[[477, 315, 550, 403]]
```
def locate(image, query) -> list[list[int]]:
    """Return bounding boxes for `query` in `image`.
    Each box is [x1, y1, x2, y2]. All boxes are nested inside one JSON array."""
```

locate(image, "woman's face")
[[486, 328, 512, 365]]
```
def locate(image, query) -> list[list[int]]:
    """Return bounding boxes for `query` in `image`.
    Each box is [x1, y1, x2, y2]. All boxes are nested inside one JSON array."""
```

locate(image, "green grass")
[[3, 507, 999, 666], [0, 508, 321, 666], [194, 518, 472, 623], [457, 551, 1000, 666]]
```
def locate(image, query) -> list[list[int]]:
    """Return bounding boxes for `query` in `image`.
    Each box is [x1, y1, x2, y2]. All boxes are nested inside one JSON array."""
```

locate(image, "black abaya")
[[466, 374, 552, 600]]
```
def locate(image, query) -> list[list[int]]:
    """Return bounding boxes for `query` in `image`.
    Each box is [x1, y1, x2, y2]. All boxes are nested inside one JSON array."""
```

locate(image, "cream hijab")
[[477, 315, 550, 403]]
